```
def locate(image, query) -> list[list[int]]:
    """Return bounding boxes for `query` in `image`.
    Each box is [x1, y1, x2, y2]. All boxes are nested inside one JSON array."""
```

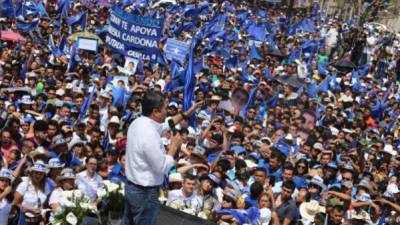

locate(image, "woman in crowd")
[[0, 168, 13, 225], [14, 161, 53, 225], [48, 168, 77, 222]]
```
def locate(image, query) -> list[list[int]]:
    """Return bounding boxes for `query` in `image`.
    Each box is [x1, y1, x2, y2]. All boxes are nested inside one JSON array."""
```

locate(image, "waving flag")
[[67, 11, 87, 30], [275, 138, 291, 157], [318, 63, 328, 77], [250, 44, 263, 61], [48, 35, 62, 56], [16, 19, 39, 33], [34, 1, 48, 17], [296, 85, 304, 96], [1, 0, 15, 17], [20, 0, 48, 18], [58, 36, 68, 54], [193, 57, 204, 74], [298, 18, 315, 33], [358, 64, 370, 77], [377, 210, 387, 225], [217, 208, 260, 225], [241, 87, 258, 117], [247, 24, 267, 41], [308, 81, 318, 97], [184, 39, 197, 126], [67, 43, 77, 72], [225, 55, 238, 69], [78, 86, 96, 122], [318, 75, 331, 93], [20, 59, 28, 80], [266, 93, 279, 108], [58, 0, 70, 18], [288, 48, 300, 64], [165, 38, 190, 64]]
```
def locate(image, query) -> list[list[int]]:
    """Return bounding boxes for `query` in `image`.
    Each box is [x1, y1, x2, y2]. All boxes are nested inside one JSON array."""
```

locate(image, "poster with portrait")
[[118, 57, 138, 76], [112, 76, 130, 91]]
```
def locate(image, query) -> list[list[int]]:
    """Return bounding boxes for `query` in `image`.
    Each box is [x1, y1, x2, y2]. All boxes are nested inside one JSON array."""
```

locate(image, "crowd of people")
[[0, 0, 400, 225]]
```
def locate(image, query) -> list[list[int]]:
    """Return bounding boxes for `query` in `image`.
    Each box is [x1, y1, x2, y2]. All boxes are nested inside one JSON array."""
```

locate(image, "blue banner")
[[105, 6, 164, 61]]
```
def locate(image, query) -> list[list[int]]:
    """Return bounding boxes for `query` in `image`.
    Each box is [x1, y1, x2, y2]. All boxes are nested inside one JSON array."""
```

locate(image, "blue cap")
[[231, 145, 246, 154], [327, 161, 338, 170], [248, 152, 260, 160], [312, 164, 322, 169], [356, 193, 371, 202], [23, 114, 35, 123], [225, 118, 234, 126], [342, 163, 353, 171]]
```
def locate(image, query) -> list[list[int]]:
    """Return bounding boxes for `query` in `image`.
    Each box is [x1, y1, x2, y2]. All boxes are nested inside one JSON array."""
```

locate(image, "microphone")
[[168, 119, 177, 135]]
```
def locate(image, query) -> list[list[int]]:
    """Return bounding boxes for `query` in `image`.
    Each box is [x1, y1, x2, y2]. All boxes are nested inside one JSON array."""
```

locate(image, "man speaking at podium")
[[122, 91, 200, 225]]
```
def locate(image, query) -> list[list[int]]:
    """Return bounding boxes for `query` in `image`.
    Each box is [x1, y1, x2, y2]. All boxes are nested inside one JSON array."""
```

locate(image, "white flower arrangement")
[[98, 180, 125, 220], [50, 189, 99, 225], [168, 198, 211, 220], [66, 212, 78, 225]]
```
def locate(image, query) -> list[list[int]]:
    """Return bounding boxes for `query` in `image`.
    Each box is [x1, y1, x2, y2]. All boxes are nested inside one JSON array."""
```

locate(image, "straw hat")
[[28, 146, 51, 159], [299, 200, 325, 222], [349, 210, 373, 224], [309, 175, 327, 192], [51, 135, 70, 149], [0, 168, 14, 182], [28, 160, 49, 174], [168, 173, 183, 183], [208, 95, 222, 101], [48, 158, 65, 169], [56, 168, 76, 181]]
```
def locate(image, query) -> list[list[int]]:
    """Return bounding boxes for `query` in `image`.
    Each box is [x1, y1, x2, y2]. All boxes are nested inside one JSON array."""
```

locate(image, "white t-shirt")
[[259, 208, 272, 225], [166, 189, 196, 208], [49, 187, 69, 207], [75, 171, 104, 201], [0, 198, 12, 225], [16, 180, 51, 218], [48, 187, 71, 222]]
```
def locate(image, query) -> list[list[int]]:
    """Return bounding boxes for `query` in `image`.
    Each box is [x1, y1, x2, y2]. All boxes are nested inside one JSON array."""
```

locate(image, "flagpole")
[[84, 10, 88, 31]]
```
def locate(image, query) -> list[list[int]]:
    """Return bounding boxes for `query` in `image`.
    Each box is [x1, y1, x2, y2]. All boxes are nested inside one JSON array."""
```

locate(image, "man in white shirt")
[[75, 156, 104, 202], [166, 174, 197, 208], [122, 91, 200, 225]]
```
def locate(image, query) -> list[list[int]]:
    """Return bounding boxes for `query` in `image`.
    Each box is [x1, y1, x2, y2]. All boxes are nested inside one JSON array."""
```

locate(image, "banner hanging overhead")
[[105, 6, 164, 61]]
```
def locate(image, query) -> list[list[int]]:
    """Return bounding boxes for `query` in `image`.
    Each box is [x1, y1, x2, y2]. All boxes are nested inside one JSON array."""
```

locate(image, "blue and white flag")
[[183, 39, 197, 126], [250, 44, 263, 61], [164, 38, 190, 64], [20, 59, 28, 80], [57, 0, 70, 18], [16, 19, 39, 33], [67, 43, 77, 72], [78, 85, 96, 122], [67, 11, 87, 30]]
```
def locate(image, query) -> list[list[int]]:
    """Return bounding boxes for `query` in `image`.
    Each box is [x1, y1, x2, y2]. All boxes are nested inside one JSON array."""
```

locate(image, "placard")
[[77, 37, 99, 52]]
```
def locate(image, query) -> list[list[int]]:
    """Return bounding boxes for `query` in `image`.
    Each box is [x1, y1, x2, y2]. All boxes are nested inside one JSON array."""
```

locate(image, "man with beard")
[[0, 128, 18, 164], [49, 135, 79, 169], [25, 120, 51, 150], [324, 161, 339, 187], [274, 180, 298, 225]]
